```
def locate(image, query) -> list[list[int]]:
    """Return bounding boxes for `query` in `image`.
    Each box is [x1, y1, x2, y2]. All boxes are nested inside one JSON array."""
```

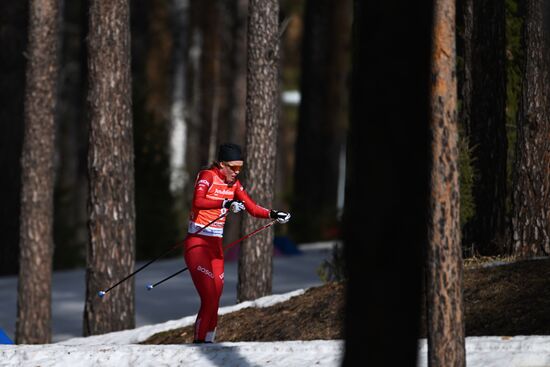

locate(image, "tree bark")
[[512, 0, 550, 257], [427, 0, 466, 366], [16, 0, 60, 344], [237, 0, 280, 303], [83, 0, 135, 336], [468, 0, 508, 254]]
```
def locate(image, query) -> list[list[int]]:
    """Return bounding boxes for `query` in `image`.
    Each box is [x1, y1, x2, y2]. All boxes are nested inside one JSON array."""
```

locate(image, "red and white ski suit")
[[184, 166, 270, 342]]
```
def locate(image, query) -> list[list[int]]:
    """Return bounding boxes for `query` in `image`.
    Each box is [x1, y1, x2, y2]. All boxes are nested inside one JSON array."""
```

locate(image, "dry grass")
[[142, 257, 550, 344]]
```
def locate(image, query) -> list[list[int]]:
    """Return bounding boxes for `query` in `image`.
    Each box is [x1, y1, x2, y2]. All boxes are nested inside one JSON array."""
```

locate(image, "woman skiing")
[[184, 142, 291, 343]]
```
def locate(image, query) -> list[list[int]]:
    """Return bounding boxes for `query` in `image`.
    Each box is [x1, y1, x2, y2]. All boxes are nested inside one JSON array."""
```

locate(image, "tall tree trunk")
[[200, 0, 222, 163], [168, 0, 190, 239], [427, 0, 466, 365], [16, 0, 60, 344], [133, 0, 180, 261], [456, 0, 475, 248], [0, 1, 28, 276], [292, 0, 352, 242], [54, 0, 89, 269], [219, 0, 248, 146], [468, 0, 508, 255], [343, 1, 432, 365], [457, 0, 473, 137], [183, 0, 220, 207], [512, 0, 550, 257], [169, 0, 189, 193], [83, 0, 135, 336], [237, 0, 280, 303], [218, 0, 249, 248]]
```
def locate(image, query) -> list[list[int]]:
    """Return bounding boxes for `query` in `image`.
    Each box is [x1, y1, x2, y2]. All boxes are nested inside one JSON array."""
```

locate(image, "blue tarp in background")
[[0, 328, 13, 344]]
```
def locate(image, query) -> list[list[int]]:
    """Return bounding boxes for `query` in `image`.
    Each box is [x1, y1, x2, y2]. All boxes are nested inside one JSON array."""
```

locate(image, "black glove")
[[270, 210, 291, 223], [222, 199, 245, 213]]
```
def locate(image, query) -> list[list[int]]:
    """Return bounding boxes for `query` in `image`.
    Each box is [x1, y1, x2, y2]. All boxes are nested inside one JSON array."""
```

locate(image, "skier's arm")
[[192, 171, 224, 209], [234, 183, 271, 218]]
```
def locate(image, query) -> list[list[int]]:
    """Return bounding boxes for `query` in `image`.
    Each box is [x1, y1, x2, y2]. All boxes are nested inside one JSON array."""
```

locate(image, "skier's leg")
[[184, 239, 218, 342], [205, 257, 224, 342]]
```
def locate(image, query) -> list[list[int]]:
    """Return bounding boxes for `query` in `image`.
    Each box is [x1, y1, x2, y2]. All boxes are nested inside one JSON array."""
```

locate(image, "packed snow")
[[2, 246, 550, 366], [3, 299, 550, 367]]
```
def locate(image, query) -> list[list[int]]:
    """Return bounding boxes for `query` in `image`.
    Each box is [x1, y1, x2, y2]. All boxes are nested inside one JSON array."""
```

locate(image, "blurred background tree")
[[0, 1, 27, 276]]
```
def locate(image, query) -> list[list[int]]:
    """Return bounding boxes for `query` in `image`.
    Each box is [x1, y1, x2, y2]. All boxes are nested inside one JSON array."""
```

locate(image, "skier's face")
[[221, 160, 243, 183]]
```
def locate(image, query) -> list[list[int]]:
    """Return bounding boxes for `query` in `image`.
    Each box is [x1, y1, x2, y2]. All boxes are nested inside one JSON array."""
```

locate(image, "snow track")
[[0, 340, 343, 367]]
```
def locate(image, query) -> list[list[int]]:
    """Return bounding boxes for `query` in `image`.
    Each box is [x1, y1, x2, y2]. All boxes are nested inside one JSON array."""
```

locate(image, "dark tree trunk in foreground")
[[83, 0, 136, 336], [0, 1, 27, 276], [16, 0, 60, 344], [292, 0, 352, 242], [512, 0, 550, 258], [343, 0, 432, 365], [469, 0, 508, 254], [237, 0, 280, 303], [427, 0, 466, 366]]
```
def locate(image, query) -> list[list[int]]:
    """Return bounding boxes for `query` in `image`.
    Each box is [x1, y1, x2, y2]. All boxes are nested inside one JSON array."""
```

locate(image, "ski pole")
[[98, 211, 229, 298], [146, 219, 278, 290]]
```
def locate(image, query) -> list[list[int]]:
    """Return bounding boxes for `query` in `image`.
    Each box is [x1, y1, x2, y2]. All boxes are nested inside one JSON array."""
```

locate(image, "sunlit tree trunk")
[[237, 0, 280, 303], [16, 0, 60, 344], [512, 0, 550, 257], [427, 0, 466, 365], [83, 0, 135, 336]]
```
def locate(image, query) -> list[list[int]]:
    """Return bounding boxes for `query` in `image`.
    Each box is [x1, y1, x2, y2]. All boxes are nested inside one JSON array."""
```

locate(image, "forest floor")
[[141, 256, 550, 344]]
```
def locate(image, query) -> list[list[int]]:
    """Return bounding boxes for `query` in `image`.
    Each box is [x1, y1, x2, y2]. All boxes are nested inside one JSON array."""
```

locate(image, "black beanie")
[[217, 143, 243, 161]]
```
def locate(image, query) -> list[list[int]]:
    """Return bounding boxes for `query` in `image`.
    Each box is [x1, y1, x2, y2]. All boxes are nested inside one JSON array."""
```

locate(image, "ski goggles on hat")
[[224, 163, 243, 173]]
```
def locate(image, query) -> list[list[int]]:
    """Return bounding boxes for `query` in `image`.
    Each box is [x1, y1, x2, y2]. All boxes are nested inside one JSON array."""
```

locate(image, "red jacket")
[[188, 167, 270, 237]]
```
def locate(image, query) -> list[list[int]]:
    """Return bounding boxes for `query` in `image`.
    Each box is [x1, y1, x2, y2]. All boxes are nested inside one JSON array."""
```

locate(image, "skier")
[[184, 143, 291, 343]]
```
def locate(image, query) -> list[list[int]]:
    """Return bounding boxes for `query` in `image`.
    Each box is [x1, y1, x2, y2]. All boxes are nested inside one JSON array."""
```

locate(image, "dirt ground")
[[142, 257, 550, 344]]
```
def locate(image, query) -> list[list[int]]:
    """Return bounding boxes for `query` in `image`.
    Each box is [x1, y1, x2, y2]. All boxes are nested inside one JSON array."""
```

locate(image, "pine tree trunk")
[[292, 0, 352, 242], [54, 0, 88, 269], [219, 0, 248, 247], [237, 0, 280, 303], [230, 0, 248, 145], [469, 0, 507, 254], [512, 0, 550, 257], [427, 0, 466, 365], [133, 0, 180, 261], [83, 0, 135, 336], [457, 0, 473, 136], [16, 0, 60, 344]]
